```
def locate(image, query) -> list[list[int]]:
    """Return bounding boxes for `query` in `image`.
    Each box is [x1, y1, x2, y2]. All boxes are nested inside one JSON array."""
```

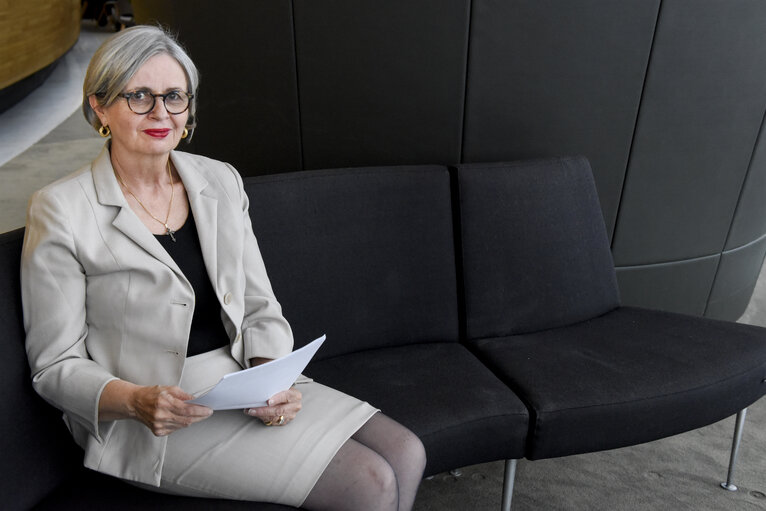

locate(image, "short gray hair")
[[82, 25, 199, 136]]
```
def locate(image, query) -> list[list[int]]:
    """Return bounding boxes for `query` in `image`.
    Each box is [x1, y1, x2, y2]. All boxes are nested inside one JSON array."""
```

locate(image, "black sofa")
[[3, 157, 765, 510]]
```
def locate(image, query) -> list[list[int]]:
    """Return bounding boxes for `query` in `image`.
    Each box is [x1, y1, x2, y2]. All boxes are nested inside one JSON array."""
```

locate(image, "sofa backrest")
[[0, 228, 82, 510], [245, 165, 459, 359], [455, 157, 620, 339]]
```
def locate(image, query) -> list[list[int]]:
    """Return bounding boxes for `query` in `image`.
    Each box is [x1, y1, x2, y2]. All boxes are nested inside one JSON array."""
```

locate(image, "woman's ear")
[[89, 95, 107, 126]]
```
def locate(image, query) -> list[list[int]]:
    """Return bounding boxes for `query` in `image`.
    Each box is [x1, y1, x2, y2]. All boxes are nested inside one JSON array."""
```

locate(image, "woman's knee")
[[304, 439, 400, 511], [397, 427, 427, 474], [356, 414, 427, 473], [367, 456, 399, 504], [340, 451, 398, 510], [413, 434, 427, 475], [386, 422, 427, 476]]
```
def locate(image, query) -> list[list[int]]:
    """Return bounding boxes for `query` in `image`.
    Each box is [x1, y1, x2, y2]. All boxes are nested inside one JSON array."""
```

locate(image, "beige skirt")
[[156, 346, 378, 507]]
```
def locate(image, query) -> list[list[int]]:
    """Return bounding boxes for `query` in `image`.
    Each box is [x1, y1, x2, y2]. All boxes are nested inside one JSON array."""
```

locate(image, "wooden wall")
[[0, 0, 80, 90]]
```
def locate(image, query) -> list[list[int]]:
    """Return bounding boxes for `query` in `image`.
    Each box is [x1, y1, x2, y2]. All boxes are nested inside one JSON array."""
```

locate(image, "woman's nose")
[[148, 97, 170, 118]]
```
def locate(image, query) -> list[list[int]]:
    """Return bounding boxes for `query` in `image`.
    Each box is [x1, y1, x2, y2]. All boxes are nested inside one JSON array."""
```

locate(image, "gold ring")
[[277, 415, 285, 426], [264, 420, 273, 426]]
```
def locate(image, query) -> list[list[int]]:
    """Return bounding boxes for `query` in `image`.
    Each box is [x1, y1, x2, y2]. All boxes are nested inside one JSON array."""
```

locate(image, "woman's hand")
[[245, 388, 302, 426], [130, 385, 213, 436], [99, 380, 213, 436]]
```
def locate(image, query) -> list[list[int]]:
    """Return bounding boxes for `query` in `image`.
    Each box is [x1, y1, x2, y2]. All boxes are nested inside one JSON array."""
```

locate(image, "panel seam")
[[611, 0, 663, 247], [703, 102, 766, 315], [290, 0, 305, 170], [458, 0, 474, 164]]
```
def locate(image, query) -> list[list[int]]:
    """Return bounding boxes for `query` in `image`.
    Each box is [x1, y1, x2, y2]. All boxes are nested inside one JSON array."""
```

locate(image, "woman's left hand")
[[245, 388, 302, 426]]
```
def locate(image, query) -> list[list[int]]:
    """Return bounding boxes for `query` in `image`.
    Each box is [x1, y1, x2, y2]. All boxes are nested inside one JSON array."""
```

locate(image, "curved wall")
[[133, 0, 766, 322], [0, 0, 80, 93]]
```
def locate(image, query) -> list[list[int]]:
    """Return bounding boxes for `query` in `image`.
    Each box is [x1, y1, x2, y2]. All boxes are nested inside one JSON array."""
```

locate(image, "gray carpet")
[[2, 110, 765, 510], [415, 401, 765, 510]]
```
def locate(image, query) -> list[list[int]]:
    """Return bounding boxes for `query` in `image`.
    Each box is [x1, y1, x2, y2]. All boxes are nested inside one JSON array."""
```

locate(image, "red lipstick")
[[144, 129, 171, 138]]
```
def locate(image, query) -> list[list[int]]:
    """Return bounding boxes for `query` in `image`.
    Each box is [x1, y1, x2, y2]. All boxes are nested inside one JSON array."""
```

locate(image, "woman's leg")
[[352, 413, 427, 511], [303, 413, 426, 511], [302, 437, 399, 511]]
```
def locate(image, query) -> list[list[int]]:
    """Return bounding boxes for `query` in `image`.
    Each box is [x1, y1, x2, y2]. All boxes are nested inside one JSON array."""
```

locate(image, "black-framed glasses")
[[117, 90, 193, 115]]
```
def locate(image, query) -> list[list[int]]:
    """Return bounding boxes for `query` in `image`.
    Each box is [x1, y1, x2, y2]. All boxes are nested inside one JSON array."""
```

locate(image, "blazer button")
[[223, 292, 233, 305]]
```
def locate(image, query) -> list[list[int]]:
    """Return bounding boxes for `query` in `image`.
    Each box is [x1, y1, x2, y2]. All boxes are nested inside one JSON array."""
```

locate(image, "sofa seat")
[[34, 468, 298, 510], [469, 306, 766, 460], [306, 342, 528, 476]]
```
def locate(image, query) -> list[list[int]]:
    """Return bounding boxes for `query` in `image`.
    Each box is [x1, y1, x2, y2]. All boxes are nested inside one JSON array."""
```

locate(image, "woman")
[[22, 25, 425, 510]]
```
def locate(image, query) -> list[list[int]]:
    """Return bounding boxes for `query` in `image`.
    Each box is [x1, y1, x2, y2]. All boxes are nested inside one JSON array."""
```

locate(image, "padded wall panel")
[[706, 236, 766, 320], [463, 0, 659, 238], [726, 112, 766, 250], [616, 255, 719, 316], [293, 0, 469, 169], [612, 0, 766, 265], [133, 0, 302, 176]]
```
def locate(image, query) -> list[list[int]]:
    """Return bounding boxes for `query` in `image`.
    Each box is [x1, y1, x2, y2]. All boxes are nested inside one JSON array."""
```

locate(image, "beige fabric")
[[155, 347, 378, 506]]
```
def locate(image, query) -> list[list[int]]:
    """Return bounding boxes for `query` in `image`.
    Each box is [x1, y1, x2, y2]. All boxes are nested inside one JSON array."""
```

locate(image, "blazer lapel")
[[91, 144, 185, 278], [171, 151, 219, 289]]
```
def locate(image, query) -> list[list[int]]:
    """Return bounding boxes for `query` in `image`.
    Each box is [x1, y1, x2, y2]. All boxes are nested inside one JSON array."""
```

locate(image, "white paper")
[[188, 335, 326, 410]]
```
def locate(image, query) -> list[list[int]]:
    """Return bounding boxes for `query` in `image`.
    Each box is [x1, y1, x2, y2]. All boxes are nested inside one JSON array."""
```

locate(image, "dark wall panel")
[[463, 0, 659, 239], [293, 0, 469, 170], [133, 0, 302, 176], [612, 0, 766, 266], [616, 255, 719, 316], [706, 236, 766, 320], [726, 112, 766, 251]]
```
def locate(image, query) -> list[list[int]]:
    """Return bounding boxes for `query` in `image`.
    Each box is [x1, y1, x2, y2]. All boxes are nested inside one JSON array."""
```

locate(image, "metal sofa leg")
[[720, 408, 748, 491], [502, 459, 517, 511]]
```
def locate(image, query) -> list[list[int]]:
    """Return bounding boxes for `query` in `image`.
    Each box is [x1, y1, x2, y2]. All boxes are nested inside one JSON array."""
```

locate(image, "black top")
[[155, 213, 229, 357]]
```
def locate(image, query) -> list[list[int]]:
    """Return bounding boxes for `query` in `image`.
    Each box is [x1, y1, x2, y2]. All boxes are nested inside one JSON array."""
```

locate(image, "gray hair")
[[82, 25, 199, 136]]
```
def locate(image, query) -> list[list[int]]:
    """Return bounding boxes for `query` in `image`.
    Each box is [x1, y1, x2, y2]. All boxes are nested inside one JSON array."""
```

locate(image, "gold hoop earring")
[[98, 125, 111, 138], [182, 127, 189, 139]]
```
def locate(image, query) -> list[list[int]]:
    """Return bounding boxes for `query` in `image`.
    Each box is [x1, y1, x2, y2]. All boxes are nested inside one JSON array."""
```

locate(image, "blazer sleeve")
[[226, 163, 294, 366], [21, 189, 117, 441]]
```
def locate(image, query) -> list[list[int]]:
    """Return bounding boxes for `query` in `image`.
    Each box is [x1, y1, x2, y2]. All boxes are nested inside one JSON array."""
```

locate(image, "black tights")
[[302, 413, 426, 511]]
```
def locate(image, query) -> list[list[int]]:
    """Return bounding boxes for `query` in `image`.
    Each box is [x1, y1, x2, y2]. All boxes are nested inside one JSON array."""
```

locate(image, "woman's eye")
[[132, 91, 147, 100]]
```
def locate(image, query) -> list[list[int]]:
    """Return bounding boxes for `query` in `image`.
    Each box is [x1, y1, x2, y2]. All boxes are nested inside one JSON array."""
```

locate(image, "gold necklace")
[[114, 159, 177, 241]]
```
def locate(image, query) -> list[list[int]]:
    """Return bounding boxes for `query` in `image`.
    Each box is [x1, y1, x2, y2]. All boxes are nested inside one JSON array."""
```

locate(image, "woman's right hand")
[[130, 385, 213, 436], [99, 380, 213, 436]]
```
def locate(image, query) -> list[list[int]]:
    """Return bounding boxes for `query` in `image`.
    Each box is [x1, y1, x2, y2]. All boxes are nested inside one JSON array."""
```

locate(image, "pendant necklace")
[[115, 159, 177, 241]]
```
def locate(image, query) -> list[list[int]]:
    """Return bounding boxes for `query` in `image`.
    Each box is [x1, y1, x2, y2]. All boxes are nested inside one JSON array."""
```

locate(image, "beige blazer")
[[21, 144, 293, 486]]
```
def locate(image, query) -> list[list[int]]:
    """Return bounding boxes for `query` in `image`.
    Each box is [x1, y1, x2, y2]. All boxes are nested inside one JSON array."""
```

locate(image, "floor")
[[1, 21, 764, 511]]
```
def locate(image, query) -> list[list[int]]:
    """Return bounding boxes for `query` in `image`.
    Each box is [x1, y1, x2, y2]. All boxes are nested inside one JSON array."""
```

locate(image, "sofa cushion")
[[245, 166, 459, 358], [469, 306, 766, 459], [455, 157, 620, 339], [0, 228, 85, 511], [306, 342, 529, 476]]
